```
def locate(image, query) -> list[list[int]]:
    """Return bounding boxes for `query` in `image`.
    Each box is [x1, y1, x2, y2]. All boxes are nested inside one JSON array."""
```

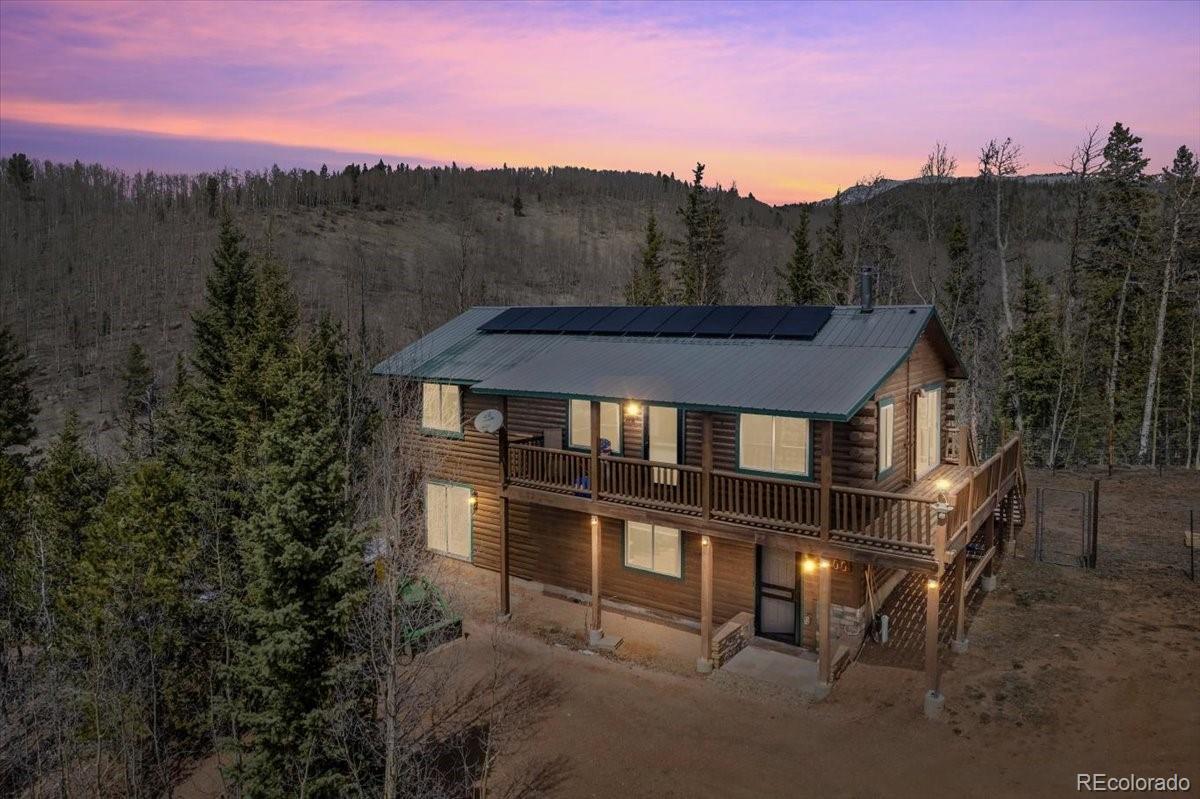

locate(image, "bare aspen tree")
[[915, 143, 957, 302], [979, 137, 1025, 433], [1137, 150, 1198, 461]]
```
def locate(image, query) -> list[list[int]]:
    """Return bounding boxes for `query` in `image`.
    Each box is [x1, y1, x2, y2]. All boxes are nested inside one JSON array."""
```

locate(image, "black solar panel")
[[657, 306, 711, 334], [478, 305, 834, 339], [560, 307, 614, 332], [693, 306, 750, 336], [771, 306, 834, 339], [478, 307, 529, 331], [624, 306, 678, 334], [590, 306, 642, 333], [731, 306, 789, 336], [530, 307, 585, 331], [506, 307, 555, 331]]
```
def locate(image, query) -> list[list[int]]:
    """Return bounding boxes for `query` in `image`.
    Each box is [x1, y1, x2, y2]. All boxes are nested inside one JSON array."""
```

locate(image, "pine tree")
[[512, 193, 524, 217], [776, 207, 820, 304], [119, 341, 158, 456], [235, 330, 369, 797], [940, 215, 979, 339], [0, 325, 38, 658], [623, 212, 667, 305], [69, 459, 200, 796], [0, 325, 38, 462], [1006, 261, 1058, 446], [816, 191, 848, 304], [29, 412, 109, 638], [672, 163, 727, 304]]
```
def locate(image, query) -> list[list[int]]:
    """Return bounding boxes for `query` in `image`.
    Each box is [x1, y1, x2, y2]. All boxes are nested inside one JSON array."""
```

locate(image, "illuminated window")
[[421, 382, 461, 435], [878, 399, 895, 476], [568, 399, 621, 453], [624, 522, 681, 578], [738, 414, 809, 476], [425, 481, 472, 559]]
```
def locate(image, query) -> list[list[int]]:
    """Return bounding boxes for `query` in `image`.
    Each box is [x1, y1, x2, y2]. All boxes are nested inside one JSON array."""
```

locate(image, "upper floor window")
[[878, 399, 895, 477], [738, 413, 810, 477], [568, 399, 622, 453], [422, 382, 461, 435]]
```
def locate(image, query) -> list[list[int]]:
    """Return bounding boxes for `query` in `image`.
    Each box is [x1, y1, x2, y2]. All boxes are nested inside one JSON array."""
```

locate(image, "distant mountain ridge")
[[815, 172, 1075, 206]]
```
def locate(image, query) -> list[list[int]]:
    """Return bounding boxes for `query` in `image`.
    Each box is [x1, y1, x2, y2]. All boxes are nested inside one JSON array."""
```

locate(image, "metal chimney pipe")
[[860, 266, 875, 313]]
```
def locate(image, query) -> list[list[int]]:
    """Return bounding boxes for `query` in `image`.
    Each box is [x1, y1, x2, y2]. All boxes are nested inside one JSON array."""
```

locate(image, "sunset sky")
[[1, 0, 1197, 204]]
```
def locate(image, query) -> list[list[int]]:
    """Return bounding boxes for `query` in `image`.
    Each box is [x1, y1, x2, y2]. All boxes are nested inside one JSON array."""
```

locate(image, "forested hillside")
[[2, 122, 1198, 467]]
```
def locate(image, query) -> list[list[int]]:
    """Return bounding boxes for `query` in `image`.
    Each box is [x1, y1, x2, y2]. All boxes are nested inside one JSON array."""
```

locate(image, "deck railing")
[[598, 455, 704, 515], [505, 433, 1023, 563], [711, 469, 820, 535]]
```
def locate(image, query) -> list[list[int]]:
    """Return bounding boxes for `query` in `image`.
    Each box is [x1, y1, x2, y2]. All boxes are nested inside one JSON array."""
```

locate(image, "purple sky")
[[1, 0, 1197, 203]]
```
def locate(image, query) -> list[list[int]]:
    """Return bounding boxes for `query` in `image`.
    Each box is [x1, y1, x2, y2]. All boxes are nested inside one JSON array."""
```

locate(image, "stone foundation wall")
[[711, 611, 754, 667]]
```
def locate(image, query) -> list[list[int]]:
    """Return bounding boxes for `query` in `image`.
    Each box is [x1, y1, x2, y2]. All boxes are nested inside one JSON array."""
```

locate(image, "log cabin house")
[[374, 300, 1024, 711]]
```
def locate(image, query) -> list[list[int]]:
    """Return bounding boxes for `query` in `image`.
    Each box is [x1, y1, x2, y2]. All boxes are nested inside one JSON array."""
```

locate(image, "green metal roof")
[[373, 305, 961, 422]]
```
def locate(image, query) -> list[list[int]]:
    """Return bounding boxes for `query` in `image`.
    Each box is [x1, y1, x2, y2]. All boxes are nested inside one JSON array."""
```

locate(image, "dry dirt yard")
[[459, 468, 1200, 798]]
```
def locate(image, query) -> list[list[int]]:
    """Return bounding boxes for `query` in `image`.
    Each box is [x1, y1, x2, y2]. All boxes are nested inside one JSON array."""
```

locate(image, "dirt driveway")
[[464, 468, 1200, 798]]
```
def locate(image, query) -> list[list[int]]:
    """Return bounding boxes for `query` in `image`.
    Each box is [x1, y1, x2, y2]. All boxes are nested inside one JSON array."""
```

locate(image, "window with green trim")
[[878, 399, 895, 476], [421, 383, 461, 434], [738, 413, 809, 476], [425, 481, 472, 559], [568, 399, 621, 453], [624, 521, 681, 578]]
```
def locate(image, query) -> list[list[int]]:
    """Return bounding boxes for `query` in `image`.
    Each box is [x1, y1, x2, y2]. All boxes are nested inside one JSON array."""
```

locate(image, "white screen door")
[[915, 388, 942, 479]]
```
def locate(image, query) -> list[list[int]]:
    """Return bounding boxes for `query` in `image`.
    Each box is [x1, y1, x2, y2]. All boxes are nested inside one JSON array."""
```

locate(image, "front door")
[[757, 546, 801, 645], [915, 386, 942, 479]]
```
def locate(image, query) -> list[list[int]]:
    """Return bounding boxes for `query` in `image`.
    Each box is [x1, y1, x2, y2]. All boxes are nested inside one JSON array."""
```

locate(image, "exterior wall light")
[[625, 401, 641, 417], [926, 578, 939, 591], [932, 478, 954, 522], [468, 494, 478, 506], [802, 557, 816, 574], [590, 514, 599, 527]]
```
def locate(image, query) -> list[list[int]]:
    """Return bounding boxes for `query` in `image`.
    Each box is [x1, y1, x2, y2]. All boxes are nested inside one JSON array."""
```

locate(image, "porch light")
[[932, 478, 954, 522], [802, 558, 816, 574], [625, 401, 642, 417], [926, 578, 939, 591], [701, 535, 711, 548], [590, 515, 599, 527], [468, 494, 478, 506]]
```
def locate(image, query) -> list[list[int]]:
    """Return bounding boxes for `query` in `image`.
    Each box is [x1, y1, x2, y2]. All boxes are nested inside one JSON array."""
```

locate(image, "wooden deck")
[[503, 433, 1023, 573]]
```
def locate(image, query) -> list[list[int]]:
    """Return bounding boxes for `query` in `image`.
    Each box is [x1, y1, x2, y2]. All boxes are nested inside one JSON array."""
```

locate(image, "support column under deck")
[[817, 559, 832, 693], [924, 576, 944, 718], [588, 514, 603, 645], [697, 535, 713, 673], [982, 513, 997, 592], [951, 546, 968, 653]]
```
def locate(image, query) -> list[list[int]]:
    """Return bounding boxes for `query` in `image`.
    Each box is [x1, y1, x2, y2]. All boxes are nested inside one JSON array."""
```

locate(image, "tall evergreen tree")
[[776, 207, 820, 304], [1006, 260, 1059, 448], [29, 412, 109, 639], [0, 325, 38, 462], [234, 329, 369, 797], [816, 191, 849, 303], [672, 163, 727, 304], [624, 212, 667, 305], [69, 459, 200, 796], [0, 325, 38, 665], [119, 341, 159, 456], [940, 215, 979, 340]]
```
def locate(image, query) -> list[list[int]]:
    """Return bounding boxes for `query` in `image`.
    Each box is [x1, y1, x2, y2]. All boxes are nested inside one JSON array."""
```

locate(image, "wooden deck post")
[[951, 547, 968, 653], [819, 421, 833, 541], [698, 535, 714, 673], [982, 512, 997, 592], [817, 559, 832, 688], [924, 574, 943, 717], [498, 397, 511, 620], [590, 400, 601, 501], [588, 514, 603, 645], [701, 412, 713, 521]]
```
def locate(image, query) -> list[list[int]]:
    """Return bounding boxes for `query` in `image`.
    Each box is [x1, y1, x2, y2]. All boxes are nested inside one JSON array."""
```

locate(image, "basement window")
[[422, 382, 462, 436], [624, 521, 682, 578]]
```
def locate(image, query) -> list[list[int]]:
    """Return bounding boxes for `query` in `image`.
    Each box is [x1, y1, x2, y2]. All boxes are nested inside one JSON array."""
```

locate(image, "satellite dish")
[[474, 408, 504, 434]]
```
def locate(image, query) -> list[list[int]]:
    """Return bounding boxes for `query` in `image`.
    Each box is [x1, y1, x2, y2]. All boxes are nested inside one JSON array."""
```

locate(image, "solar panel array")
[[478, 305, 834, 340]]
